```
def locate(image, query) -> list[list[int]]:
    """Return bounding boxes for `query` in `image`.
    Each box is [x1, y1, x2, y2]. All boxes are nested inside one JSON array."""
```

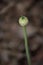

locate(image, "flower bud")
[[19, 16, 28, 26]]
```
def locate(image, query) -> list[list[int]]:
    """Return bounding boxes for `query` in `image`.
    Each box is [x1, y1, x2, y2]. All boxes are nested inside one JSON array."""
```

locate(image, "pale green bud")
[[19, 16, 28, 26]]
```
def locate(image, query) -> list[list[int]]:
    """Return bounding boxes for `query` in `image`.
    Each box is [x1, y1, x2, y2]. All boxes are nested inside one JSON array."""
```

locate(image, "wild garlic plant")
[[19, 16, 31, 65]]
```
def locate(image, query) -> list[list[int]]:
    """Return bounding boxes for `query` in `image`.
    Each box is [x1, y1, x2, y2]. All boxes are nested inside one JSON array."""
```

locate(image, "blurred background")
[[0, 0, 43, 65]]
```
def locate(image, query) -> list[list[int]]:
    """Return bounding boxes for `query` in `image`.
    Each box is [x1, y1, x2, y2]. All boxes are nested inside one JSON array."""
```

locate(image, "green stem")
[[23, 26, 31, 65]]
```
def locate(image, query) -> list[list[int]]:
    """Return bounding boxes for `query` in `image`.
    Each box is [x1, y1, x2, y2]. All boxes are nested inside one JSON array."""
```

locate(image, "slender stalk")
[[23, 26, 31, 65]]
